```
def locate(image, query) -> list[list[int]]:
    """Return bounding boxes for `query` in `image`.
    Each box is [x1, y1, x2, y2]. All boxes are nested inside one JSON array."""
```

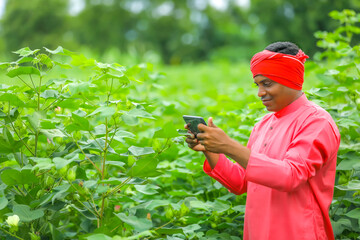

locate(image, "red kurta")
[[204, 94, 340, 240]]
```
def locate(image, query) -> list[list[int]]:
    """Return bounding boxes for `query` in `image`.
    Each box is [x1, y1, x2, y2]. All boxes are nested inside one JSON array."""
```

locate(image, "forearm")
[[222, 138, 250, 169], [203, 151, 219, 169], [203, 153, 248, 195]]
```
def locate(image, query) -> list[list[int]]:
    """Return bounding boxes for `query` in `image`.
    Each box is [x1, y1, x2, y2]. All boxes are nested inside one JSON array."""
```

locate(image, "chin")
[[266, 106, 276, 112]]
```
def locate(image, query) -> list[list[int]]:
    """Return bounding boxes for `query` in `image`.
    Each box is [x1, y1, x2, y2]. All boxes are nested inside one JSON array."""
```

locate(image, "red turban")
[[250, 49, 309, 90]]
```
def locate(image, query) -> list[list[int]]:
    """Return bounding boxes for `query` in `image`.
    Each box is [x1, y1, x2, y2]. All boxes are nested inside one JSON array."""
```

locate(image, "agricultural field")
[[0, 10, 358, 240]]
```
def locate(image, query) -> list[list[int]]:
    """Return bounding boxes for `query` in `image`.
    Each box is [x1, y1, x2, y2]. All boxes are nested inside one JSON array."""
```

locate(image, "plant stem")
[[102, 118, 108, 180], [0, 227, 24, 240], [153, 218, 176, 231], [43, 98, 64, 111], [104, 176, 132, 198], [74, 140, 102, 174], [88, 131, 103, 152], [99, 195, 106, 227], [16, 76, 33, 89], [37, 75, 42, 111], [5, 121, 35, 156], [68, 182, 99, 218], [29, 74, 36, 90]]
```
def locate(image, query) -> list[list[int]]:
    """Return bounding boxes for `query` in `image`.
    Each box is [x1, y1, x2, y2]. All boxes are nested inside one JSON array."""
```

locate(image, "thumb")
[[208, 117, 217, 128]]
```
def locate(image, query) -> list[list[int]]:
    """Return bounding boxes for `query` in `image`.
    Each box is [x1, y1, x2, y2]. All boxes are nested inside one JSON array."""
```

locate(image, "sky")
[[0, 0, 5, 18]]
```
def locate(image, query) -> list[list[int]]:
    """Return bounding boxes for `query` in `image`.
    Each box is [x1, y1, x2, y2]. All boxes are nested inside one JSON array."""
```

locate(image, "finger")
[[208, 117, 217, 128], [196, 132, 205, 140], [187, 130, 195, 139], [186, 136, 198, 143], [197, 123, 209, 132]]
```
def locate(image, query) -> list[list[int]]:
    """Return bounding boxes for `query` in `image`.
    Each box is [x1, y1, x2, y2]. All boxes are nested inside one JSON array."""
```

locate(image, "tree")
[[1, 0, 69, 53]]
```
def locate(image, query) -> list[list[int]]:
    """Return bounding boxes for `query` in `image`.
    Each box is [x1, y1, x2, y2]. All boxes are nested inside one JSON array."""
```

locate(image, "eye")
[[263, 81, 272, 87]]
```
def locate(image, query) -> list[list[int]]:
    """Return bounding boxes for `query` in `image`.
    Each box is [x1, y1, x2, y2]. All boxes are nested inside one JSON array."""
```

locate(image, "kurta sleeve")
[[203, 154, 247, 195], [245, 115, 340, 192]]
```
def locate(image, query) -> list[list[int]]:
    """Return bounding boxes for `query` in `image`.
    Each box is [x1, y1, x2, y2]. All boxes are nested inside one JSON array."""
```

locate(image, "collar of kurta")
[[275, 93, 308, 118]]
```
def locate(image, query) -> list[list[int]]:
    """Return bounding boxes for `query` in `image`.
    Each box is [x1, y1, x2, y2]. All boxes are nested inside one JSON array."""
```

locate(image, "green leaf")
[[0, 136, 18, 153], [105, 161, 125, 168], [0, 62, 10, 69], [88, 106, 116, 118], [1, 169, 38, 186], [115, 213, 152, 232], [52, 184, 71, 204], [3, 128, 14, 146], [153, 122, 180, 138], [183, 224, 201, 234], [134, 184, 159, 195], [141, 200, 171, 210], [190, 201, 212, 211], [99, 177, 127, 185], [44, 46, 73, 55], [40, 90, 59, 99], [70, 54, 95, 67], [86, 234, 112, 240], [156, 228, 184, 235], [40, 129, 66, 139], [31, 157, 54, 171], [336, 180, 360, 191], [27, 111, 44, 132], [337, 158, 360, 171], [125, 108, 154, 119], [121, 108, 154, 125], [308, 88, 332, 98], [49, 223, 65, 240], [94, 73, 125, 82], [0, 93, 25, 107], [7, 66, 41, 78], [127, 146, 155, 157], [128, 157, 161, 178], [13, 204, 44, 222], [16, 57, 34, 64], [0, 196, 8, 210], [72, 112, 91, 131], [332, 218, 352, 236], [13, 47, 40, 57], [112, 130, 135, 143], [53, 157, 75, 169], [232, 205, 246, 213], [68, 82, 93, 95], [211, 200, 230, 213], [345, 208, 360, 220]]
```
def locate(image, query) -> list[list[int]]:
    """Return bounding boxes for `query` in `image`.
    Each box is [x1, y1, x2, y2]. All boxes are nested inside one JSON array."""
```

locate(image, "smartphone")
[[183, 115, 207, 136]]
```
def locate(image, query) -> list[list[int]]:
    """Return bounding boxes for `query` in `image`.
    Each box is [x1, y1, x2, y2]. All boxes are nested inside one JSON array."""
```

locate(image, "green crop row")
[[0, 9, 358, 240]]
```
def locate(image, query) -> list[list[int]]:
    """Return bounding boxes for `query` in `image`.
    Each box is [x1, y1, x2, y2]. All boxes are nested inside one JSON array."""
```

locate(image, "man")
[[185, 42, 340, 240]]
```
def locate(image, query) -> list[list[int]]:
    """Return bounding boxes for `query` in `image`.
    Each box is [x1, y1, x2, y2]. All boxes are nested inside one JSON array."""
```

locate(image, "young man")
[[185, 42, 340, 240]]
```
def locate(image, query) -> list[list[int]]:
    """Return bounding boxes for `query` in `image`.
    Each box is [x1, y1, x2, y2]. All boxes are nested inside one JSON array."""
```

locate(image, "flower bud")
[[6, 215, 20, 227], [67, 166, 77, 182], [114, 205, 121, 212]]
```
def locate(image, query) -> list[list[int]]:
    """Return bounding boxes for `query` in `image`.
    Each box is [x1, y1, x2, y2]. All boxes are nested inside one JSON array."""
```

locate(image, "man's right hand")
[[184, 124, 206, 151]]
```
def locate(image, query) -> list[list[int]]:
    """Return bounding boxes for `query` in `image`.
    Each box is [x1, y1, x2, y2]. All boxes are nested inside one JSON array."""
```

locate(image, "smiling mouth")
[[262, 99, 272, 105]]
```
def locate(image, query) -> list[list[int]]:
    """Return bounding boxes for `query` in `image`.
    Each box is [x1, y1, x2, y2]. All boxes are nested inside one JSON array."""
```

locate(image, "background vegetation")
[[1, 0, 360, 64], [0, 1, 359, 239]]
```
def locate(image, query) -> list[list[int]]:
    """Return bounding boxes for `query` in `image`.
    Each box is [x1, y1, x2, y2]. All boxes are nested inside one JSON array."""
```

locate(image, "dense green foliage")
[[1, 0, 360, 63], [0, 9, 358, 240]]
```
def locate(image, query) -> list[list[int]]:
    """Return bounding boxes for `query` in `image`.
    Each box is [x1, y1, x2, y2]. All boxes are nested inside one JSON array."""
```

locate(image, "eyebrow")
[[254, 79, 271, 84]]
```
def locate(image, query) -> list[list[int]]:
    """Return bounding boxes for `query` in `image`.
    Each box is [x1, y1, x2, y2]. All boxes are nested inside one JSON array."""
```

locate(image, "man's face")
[[254, 75, 301, 112]]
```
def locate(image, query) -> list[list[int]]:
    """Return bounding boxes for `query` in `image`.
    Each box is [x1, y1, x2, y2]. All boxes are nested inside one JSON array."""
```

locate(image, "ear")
[[208, 117, 217, 128]]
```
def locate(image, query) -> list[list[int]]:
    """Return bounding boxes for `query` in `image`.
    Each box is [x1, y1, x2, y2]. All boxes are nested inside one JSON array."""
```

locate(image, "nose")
[[257, 85, 266, 98]]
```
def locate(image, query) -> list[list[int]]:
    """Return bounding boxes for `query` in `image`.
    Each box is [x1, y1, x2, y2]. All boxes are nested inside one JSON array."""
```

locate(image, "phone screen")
[[183, 115, 207, 136]]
